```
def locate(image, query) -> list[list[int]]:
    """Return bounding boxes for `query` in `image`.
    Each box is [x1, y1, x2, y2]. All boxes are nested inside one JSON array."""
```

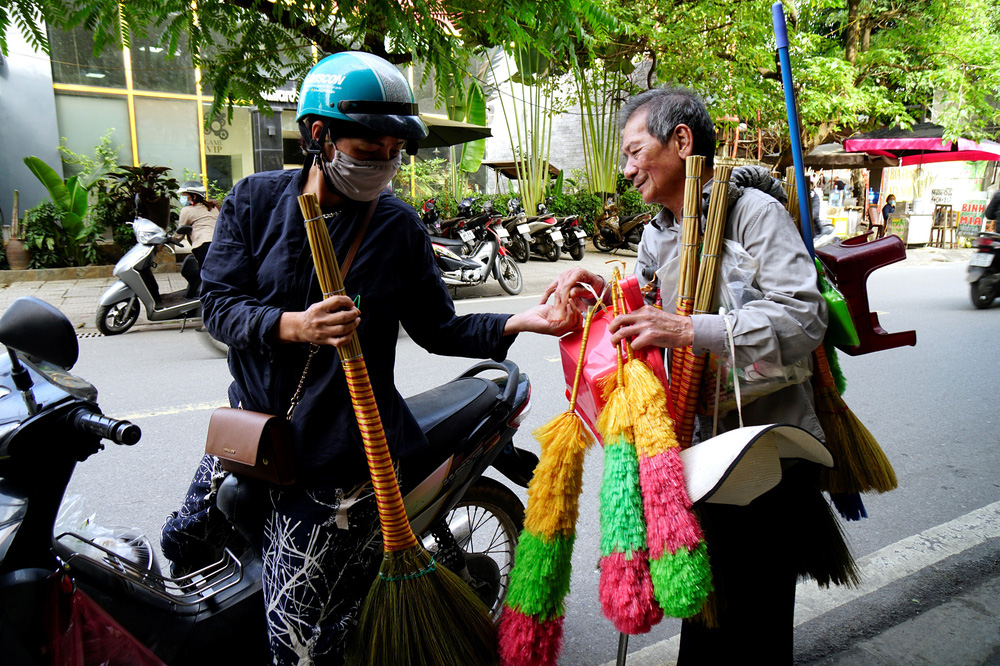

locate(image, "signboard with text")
[[956, 199, 987, 238]]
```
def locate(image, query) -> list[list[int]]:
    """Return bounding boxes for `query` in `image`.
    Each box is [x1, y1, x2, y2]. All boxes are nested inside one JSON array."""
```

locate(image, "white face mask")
[[321, 150, 401, 202]]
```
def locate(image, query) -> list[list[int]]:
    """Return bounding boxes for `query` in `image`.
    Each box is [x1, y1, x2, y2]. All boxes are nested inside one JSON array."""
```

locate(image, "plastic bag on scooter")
[[44, 572, 165, 666], [55, 494, 154, 569]]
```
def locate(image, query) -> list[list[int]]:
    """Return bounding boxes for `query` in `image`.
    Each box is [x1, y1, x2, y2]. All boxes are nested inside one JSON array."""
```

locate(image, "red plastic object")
[[559, 275, 673, 442], [815, 234, 917, 356]]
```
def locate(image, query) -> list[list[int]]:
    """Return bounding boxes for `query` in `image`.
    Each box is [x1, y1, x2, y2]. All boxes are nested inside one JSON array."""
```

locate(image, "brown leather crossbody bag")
[[204, 198, 377, 485]]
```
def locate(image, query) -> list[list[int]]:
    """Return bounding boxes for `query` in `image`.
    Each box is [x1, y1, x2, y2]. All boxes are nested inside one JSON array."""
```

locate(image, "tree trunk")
[[846, 0, 861, 65]]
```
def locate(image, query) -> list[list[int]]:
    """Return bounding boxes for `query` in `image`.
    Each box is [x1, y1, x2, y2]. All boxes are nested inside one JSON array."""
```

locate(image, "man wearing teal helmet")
[[163, 51, 578, 665]]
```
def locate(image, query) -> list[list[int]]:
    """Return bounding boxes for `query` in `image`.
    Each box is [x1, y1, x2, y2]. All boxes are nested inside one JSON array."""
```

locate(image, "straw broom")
[[672, 165, 733, 448], [813, 344, 898, 495], [497, 302, 601, 666], [297, 193, 496, 666], [595, 272, 663, 635], [670, 156, 706, 406]]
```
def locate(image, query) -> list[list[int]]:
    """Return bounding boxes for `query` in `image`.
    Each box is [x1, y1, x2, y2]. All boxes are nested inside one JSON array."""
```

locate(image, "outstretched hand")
[[540, 267, 606, 313], [504, 301, 581, 337]]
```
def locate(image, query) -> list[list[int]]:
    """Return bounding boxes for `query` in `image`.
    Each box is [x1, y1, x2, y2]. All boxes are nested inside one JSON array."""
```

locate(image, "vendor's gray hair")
[[619, 86, 717, 168]]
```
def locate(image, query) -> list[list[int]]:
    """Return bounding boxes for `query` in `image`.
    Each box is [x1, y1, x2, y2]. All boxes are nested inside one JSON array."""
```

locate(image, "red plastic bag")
[[559, 274, 672, 442], [43, 573, 165, 666]]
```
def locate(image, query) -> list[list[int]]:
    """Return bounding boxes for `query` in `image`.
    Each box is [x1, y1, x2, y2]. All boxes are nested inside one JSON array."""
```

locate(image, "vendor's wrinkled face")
[[621, 109, 688, 210]]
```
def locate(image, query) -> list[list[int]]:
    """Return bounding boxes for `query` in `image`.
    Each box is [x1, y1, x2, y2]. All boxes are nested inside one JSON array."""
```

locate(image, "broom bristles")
[[346, 545, 497, 665], [813, 347, 897, 494], [816, 385, 898, 493]]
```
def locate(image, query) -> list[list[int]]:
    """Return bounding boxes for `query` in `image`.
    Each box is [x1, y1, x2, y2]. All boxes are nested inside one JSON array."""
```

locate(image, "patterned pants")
[[263, 483, 383, 666]]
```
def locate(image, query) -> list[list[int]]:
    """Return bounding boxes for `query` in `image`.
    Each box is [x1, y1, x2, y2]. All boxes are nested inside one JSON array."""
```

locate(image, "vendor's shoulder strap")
[[340, 197, 379, 278]]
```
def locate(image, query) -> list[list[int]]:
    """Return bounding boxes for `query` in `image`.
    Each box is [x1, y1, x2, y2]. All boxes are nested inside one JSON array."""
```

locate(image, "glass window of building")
[[48, 25, 126, 88], [202, 106, 253, 192], [134, 98, 200, 176], [131, 31, 196, 94], [54, 94, 133, 175]]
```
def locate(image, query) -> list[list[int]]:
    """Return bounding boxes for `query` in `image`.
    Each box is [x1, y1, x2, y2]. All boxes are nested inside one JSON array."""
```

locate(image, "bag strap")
[[287, 197, 379, 420], [340, 197, 378, 277], [712, 307, 744, 436]]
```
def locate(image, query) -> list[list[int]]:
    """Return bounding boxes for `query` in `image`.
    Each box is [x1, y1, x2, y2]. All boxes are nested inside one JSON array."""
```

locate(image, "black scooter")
[[968, 231, 1000, 308], [0, 297, 536, 664]]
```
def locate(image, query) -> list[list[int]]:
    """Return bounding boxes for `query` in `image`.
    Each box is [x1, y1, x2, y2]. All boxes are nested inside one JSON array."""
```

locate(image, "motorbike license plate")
[[574, 229, 588, 239], [970, 252, 994, 267], [549, 230, 564, 243], [459, 229, 475, 243], [496, 226, 510, 239], [517, 223, 530, 235]]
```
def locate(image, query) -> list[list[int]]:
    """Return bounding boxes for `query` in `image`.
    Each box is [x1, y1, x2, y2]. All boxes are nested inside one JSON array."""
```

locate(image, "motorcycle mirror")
[[0, 297, 79, 370]]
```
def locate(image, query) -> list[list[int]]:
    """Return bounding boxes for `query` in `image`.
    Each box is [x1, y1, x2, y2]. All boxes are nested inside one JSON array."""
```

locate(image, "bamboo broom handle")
[[298, 193, 418, 553], [671, 155, 705, 401], [675, 166, 733, 448]]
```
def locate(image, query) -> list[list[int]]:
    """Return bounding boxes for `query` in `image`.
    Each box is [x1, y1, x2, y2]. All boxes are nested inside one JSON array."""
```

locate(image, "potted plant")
[[105, 165, 179, 229]]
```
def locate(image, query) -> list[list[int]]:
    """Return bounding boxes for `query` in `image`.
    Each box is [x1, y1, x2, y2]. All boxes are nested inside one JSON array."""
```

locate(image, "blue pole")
[[772, 2, 815, 258]]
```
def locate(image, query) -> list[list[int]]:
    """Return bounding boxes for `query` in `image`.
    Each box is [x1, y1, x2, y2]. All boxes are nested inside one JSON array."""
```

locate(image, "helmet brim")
[[345, 112, 428, 143]]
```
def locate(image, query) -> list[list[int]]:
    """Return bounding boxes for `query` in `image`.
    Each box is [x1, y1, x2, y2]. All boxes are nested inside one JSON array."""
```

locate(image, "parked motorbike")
[[506, 198, 563, 262], [0, 296, 537, 664], [431, 209, 523, 296], [95, 206, 201, 335], [554, 213, 587, 261], [592, 197, 650, 253], [968, 231, 1000, 308], [499, 199, 532, 264], [421, 198, 444, 236]]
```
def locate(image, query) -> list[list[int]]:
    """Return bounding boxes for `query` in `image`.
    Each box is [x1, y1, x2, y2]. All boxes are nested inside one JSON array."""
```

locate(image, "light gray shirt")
[[635, 182, 827, 441]]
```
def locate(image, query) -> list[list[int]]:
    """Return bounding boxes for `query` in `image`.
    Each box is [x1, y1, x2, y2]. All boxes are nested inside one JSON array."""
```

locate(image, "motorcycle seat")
[[432, 236, 467, 248], [405, 377, 499, 461]]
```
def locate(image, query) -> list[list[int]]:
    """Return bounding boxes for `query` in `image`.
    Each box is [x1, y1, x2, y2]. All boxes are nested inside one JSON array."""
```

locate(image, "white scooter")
[[95, 210, 202, 336]]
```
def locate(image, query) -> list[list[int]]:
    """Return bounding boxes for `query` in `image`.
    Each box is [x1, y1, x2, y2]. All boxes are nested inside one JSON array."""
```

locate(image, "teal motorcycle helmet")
[[296, 51, 427, 154]]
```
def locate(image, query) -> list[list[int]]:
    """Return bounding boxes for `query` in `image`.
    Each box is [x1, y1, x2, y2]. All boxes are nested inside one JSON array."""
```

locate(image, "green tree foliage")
[[612, 0, 1000, 162], [5, 0, 616, 123]]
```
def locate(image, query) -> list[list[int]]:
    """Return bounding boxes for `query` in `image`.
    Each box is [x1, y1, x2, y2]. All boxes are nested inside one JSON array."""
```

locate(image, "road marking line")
[[603, 500, 1000, 666], [119, 401, 228, 421]]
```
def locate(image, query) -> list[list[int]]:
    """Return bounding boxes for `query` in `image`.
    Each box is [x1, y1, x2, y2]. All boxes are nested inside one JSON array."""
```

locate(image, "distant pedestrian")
[[882, 194, 896, 224], [176, 181, 220, 267]]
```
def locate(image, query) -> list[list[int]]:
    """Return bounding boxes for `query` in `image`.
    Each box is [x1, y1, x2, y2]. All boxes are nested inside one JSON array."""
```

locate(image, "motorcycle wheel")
[[509, 235, 529, 263], [971, 280, 997, 309], [592, 233, 613, 253], [442, 478, 524, 619], [541, 241, 561, 262], [495, 254, 524, 296], [96, 296, 140, 335], [569, 243, 584, 260]]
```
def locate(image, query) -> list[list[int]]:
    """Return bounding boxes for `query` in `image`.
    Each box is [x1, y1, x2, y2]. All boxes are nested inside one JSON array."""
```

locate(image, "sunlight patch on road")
[[120, 401, 228, 421]]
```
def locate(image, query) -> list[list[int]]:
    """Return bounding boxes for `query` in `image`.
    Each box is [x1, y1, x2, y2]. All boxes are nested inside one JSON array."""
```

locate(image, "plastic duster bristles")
[[625, 358, 713, 618]]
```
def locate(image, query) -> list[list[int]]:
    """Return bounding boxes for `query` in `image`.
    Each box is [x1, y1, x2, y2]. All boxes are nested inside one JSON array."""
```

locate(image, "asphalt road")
[[53, 250, 1000, 664]]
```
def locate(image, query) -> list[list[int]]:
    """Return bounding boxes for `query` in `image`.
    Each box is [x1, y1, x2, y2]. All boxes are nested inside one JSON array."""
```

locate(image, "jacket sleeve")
[[690, 194, 827, 368], [199, 179, 284, 353], [397, 216, 514, 361]]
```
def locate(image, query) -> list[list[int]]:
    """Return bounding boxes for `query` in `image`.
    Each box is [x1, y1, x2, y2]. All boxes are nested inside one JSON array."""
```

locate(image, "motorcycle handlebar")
[[70, 407, 141, 446]]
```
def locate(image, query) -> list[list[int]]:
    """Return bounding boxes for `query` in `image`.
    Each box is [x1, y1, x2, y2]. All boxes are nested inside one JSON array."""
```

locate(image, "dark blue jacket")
[[201, 169, 513, 486]]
